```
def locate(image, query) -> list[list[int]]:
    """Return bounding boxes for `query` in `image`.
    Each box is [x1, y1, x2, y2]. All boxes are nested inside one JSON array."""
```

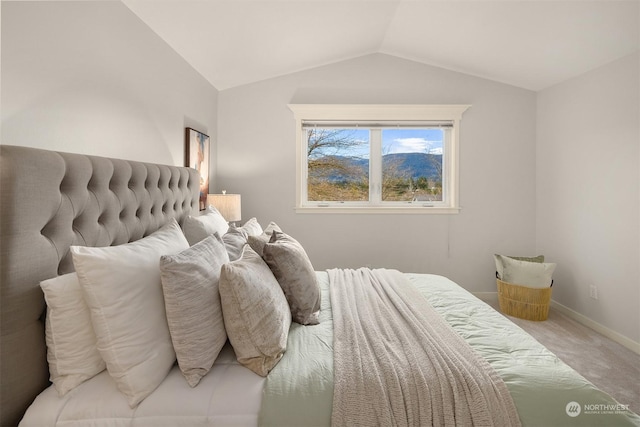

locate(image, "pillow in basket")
[[495, 254, 544, 279], [494, 254, 555, 288]]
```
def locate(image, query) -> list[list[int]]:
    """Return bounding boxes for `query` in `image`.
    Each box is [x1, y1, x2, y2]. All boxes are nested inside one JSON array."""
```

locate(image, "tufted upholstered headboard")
[[0, 145, 200, 427]]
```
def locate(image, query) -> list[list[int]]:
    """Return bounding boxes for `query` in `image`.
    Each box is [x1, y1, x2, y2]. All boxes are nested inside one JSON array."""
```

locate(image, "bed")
[[2, 145, 638, 427]]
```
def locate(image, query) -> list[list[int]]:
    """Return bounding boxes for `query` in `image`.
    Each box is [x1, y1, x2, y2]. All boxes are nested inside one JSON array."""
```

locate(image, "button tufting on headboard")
[[0, 145, 200, 427]]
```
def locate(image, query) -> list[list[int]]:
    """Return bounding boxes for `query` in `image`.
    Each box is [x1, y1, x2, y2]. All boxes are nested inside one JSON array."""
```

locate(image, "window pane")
[[382, 129, 444, 202], [307, 128, 369, 202]]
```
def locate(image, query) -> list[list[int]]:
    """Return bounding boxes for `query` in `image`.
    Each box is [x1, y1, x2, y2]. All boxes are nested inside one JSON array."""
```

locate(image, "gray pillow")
[[160, 234, 229, 387], [219, 246, 291, 376], [247, 221, 282, 257], [262, 232, 321, 325], [222, 218, 266, 261], [222, 226, 249, 261]]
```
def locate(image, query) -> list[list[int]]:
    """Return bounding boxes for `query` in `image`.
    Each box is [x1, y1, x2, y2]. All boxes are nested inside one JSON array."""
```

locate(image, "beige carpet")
[[488, 301, 640, 416]]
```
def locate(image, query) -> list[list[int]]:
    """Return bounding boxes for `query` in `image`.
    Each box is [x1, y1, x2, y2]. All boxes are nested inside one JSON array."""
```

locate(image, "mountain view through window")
[[307, 128, 444, 203]]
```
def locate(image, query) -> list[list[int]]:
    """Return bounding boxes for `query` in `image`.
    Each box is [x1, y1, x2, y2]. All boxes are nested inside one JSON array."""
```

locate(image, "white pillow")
[[495, 254, 556, 288], [40, 272, 105, 396], [182, 205, 229, 246], [236, 217, 263, 237], [495, 254, 544, 279], [71, 219, 189, 407], [160, 234, 229, 387]]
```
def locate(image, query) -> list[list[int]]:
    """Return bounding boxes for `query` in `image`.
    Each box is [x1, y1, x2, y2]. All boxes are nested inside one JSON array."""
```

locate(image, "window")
[[290, 104, 470, 214]]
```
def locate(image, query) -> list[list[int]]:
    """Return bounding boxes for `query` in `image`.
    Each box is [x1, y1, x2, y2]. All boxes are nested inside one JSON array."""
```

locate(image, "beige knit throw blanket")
[[328, 268, 521, 427]]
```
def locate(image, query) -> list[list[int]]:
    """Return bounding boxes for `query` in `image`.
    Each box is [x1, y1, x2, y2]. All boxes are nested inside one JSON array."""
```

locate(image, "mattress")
[[20, 272, 640, 427], [19, 344, 265, 427]]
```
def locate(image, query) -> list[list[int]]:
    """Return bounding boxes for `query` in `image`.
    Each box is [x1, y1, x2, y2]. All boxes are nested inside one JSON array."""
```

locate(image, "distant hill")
[[310, 153, 442, 182], [383, 153, 442, 180]]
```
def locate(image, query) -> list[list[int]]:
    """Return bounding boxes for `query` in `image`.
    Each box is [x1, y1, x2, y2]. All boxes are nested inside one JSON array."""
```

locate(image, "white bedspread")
[[19, 343, 264, 427]]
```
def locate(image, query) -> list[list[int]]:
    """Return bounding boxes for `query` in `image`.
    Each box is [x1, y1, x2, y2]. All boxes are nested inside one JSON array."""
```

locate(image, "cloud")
[[388, 138, 442, 154]]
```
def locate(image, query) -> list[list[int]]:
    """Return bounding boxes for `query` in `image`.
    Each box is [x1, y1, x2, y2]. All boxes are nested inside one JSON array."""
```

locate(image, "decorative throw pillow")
[[160, 234, 229, 387], [222, 226, 249, 262], [247, 221, 282, 257], [494, 254, 556, 288], [495, 254, 545, 279], [71, 219, 189, 407], [182, 205, 229, 246], [262, 231, 321, 325], [222, 218, 267, 261], [236, 217, 263, 237], [40, 272, 106, 396], [219, 245, 291, 376]]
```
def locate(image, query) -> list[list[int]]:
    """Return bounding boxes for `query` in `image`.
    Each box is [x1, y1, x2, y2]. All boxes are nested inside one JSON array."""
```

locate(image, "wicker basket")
[[497, 279, 552, 321]]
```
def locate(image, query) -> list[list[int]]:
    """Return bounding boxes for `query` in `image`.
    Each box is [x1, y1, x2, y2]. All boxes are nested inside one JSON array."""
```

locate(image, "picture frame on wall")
[[185, 127, 210, 210]]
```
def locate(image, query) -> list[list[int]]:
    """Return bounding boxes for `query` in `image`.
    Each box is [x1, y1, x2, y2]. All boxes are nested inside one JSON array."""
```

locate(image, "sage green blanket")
[[259, 272, 640, 427]]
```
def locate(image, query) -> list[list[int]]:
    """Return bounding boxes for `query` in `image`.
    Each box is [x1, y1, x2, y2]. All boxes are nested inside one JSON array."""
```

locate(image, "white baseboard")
[[473, 291, 640, 355], [549, 300, 640, 355]]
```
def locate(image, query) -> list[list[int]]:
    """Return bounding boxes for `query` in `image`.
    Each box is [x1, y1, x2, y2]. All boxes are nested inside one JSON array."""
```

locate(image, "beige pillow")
[[71, 219, 188, 407], [262, 231, 321, 325], [219, 246, 291, 376], [160, 234, 229, 387]]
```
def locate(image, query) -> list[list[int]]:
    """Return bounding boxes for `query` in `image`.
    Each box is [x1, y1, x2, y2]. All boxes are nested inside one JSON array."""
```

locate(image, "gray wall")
[[218, 53, 537, 292], [536, 53, 640, 343], [1, 1, 217, 169]]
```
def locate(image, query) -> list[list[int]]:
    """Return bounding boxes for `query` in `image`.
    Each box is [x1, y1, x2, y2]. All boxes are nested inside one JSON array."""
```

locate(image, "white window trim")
[[289, 104, 471, 214]]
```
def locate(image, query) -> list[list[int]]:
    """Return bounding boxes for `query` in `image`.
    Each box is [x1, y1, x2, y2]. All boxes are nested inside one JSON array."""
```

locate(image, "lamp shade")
[[207, 192, 241, 222]]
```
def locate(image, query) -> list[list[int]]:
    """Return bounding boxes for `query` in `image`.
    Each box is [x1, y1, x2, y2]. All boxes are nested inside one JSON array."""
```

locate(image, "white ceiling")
[[122, 0, 639, 91]]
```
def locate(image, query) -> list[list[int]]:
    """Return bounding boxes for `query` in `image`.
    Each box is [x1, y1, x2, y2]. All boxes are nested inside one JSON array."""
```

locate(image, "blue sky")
[[384, 128, 444, 156], [337, 128, 443, 159]]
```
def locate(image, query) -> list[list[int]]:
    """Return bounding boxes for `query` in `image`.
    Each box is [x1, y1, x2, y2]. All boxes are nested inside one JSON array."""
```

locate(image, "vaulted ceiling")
[[123, 0, 639, 91]]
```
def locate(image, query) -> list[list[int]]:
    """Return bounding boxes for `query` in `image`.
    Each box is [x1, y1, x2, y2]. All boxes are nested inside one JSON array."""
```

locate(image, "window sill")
[[295, 205, 461, 215]]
